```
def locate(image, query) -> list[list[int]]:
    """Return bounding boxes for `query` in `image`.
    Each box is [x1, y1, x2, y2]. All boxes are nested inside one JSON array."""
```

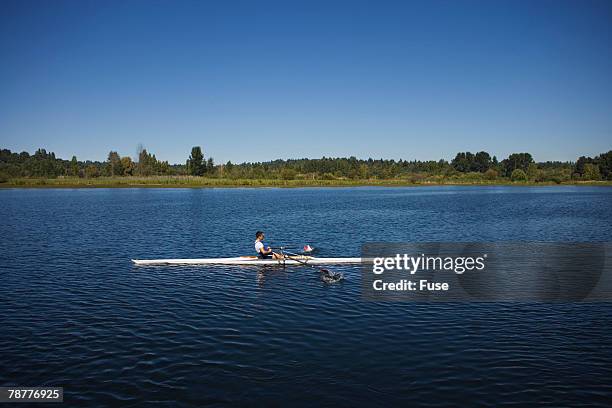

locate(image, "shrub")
[[484, 169, 498, 180], [511, 169, 528, 182]]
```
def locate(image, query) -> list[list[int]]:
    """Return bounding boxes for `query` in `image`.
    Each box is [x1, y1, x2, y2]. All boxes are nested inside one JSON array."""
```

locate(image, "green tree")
[[502, 153, 534, 177], [583, 163, 601, 180], [137, 148, 153, 176], [136, 148, 164, 176], [70, 156, 79, 176], [280, 168, 297, 180], [595, 151, 612, 180], [107, 151, 123, 176], [206, 157, 215, 175], [574, 156, 593, 177], [121, 157, 135, 176], [527, 163, 538, 180], [473, 151, 492, 172], [451, 152, 475, 172], [158, 160, 170, 174], [187, 146, 205, 176], [358, 164, 369, 179], [85, 164, 99, 178], [223, 161, 234, 178]]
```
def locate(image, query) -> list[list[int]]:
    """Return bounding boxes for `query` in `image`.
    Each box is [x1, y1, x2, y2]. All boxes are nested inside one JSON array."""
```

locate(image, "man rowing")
[[254, 231, 283, 259]]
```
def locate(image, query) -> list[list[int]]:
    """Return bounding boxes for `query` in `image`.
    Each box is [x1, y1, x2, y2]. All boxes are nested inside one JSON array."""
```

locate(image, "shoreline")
[[1, 177, 611, 189]]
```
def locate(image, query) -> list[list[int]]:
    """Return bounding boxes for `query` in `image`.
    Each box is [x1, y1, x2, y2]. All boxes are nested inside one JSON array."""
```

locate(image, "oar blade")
[[320, 269, 343, 283]]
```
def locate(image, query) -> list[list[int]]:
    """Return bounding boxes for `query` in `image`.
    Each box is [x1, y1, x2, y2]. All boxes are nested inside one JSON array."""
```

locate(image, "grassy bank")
[[1, 176, 611, 188]]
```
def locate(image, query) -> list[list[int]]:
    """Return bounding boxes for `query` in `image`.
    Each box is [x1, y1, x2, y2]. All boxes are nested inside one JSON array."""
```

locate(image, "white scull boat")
[[132, 256, 362, 266]]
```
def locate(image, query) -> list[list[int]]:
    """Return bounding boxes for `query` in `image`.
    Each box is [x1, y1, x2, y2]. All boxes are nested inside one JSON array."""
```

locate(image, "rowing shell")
[[132, 256, 362, 266]]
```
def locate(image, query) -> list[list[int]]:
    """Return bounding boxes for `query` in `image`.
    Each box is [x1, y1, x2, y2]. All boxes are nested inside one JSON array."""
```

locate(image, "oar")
[[282, 249, 343, 282], [270, 244, 314, 253]]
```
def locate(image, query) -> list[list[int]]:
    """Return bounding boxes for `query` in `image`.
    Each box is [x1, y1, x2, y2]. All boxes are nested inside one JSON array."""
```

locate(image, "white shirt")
[[255, 240, 264, 254]]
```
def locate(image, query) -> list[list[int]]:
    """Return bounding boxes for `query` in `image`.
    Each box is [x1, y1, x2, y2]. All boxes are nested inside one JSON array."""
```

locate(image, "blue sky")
[[1, 0, 611, 164]]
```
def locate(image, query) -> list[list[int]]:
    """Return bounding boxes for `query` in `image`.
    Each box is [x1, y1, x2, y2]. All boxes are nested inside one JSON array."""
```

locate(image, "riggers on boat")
[[132, 256, 362, 266]]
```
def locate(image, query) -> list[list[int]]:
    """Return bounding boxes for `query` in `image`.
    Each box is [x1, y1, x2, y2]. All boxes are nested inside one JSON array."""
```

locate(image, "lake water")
[[1, 186, 612, 406]]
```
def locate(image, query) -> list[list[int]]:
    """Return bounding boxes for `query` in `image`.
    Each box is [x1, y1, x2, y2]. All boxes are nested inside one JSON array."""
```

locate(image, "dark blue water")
[[1, 186, 611, 407]]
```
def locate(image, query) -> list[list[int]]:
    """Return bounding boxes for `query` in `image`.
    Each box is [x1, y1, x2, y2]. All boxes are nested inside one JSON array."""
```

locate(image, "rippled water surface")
[[1, 186, 612, 407]]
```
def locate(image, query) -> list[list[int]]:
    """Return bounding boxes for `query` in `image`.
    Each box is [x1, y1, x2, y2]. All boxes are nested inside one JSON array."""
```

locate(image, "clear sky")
[[1, 0, 611, 164]]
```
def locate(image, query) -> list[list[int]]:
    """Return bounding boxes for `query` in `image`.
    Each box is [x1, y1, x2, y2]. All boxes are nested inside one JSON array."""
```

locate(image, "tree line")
[[1, 146, 611, 183]]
